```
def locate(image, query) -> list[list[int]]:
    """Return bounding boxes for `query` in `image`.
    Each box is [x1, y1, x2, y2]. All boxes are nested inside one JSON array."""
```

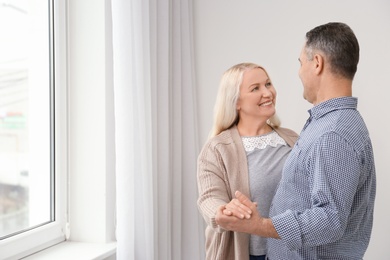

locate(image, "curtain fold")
[[111, 0, 204, 259]]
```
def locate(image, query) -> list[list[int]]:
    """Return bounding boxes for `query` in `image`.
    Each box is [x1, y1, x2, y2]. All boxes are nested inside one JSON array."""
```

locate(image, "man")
[[216, 22, 376, 259]]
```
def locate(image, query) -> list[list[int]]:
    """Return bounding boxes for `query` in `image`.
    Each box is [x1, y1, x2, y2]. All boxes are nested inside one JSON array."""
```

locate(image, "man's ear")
[[313, 53, 324, 75]]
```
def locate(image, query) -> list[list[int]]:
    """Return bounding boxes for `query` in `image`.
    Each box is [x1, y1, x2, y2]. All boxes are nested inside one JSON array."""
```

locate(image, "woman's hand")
[[216, 191, 279, 238], [222, 195, 253, 219]]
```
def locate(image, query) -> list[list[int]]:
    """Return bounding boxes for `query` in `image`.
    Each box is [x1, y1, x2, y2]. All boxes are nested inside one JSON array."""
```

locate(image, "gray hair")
[[305, 22, 359, 80]]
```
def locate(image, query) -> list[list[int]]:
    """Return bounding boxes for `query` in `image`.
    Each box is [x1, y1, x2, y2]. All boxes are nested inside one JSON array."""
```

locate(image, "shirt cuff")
[[271, 210, 302, 250]]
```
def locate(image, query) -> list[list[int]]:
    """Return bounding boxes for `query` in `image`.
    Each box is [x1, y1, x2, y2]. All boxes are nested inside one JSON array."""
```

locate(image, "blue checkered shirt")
[[268, 97, 376, 260]]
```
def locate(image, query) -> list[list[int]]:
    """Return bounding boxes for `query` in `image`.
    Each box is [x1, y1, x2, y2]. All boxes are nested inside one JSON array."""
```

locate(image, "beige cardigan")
[[197, 125, 298, 260]]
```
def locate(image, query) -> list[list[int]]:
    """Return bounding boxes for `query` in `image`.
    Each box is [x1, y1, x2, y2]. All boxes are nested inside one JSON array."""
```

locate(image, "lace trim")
[[241, 131, 287, 152]]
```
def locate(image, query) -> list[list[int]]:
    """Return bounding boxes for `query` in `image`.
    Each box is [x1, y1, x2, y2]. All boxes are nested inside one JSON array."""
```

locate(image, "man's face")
[[298, 45, 318, 104]]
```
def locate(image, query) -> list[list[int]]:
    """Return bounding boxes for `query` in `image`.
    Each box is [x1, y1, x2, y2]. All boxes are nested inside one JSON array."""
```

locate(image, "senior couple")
[[197, 22, 376, 260]]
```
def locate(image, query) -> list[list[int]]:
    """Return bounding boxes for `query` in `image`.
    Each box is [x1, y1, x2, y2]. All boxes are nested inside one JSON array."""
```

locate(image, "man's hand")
[[216, 191, 261, 233], [216, 191, 280, 239]]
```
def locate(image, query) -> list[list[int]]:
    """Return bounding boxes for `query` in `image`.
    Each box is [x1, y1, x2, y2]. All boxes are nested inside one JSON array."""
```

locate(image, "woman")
[[197, 63, 298, 260]]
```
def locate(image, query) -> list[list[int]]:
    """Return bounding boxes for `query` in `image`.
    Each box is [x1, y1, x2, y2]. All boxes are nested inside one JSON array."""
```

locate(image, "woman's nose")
[[261, 87, 272, 97]]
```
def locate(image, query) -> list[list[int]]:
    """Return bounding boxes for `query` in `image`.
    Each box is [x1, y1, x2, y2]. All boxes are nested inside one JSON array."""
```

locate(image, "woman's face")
[[236, 68, 276, 122]]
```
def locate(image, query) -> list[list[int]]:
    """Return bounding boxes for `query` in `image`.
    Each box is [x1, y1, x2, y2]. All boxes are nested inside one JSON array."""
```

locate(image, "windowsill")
[[22, 241, 117, 260]]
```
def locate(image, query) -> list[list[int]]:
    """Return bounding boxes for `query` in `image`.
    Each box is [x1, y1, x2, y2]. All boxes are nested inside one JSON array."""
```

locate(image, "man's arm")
[[215, 191, 280, 239]]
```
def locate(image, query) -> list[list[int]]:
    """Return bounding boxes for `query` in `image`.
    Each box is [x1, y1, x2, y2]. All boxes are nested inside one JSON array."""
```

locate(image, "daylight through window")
[[0, 0, 53, 239]]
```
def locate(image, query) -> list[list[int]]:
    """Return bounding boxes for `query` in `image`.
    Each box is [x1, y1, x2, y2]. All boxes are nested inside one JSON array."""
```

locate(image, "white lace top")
[[241, 130, 290, 255], [241, 131, 287, 152]]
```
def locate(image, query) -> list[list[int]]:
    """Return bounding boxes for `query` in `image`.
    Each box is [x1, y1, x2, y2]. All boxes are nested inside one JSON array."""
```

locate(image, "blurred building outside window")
[[0, 0, 53, 239]]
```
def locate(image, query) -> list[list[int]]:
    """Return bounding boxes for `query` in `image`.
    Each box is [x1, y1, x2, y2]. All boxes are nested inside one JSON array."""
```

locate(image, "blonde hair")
[[209, 62, 280, 138]]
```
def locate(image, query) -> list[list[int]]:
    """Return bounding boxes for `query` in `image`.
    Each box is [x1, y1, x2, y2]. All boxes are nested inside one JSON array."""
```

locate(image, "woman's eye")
[[265, 82, 272, 87], [251, 86, 259, 92]]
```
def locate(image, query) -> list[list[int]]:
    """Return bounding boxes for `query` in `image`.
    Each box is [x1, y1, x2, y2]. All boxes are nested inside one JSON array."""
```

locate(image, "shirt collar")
[[308, 96, 358, 119]]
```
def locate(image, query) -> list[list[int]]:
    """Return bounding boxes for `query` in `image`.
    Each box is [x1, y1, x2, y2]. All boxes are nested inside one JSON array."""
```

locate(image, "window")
[[0, 0, 66, 258], [0, 0, 116, 258], [0, 0, 52, 239]]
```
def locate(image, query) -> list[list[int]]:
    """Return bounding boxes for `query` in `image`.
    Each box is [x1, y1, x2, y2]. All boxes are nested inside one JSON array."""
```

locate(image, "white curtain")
[[111, 0, 205, 259]]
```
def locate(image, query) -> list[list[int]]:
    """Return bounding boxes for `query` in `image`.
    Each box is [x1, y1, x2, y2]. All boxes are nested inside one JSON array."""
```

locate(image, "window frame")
[[0, 0, 117, 257], [0, 0, 68, 258]]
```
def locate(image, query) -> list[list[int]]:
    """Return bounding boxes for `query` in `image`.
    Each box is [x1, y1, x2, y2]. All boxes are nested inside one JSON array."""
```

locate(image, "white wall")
[[193, 0, 390, 259]]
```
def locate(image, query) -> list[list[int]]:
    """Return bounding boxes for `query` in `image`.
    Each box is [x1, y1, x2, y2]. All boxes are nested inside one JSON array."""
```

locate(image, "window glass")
[[0, 0, 53, 239]]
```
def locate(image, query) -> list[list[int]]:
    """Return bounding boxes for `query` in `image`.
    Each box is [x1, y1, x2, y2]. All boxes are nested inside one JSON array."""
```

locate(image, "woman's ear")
[[236, 100, 241, 110]]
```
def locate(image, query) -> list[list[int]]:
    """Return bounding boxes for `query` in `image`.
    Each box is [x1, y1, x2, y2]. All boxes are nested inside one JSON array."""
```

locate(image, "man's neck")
[[314, 76, 352, 105]]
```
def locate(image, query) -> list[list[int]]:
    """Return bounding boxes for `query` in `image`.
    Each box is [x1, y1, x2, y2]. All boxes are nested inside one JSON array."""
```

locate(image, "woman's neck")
[[237, 120, 273, 136]]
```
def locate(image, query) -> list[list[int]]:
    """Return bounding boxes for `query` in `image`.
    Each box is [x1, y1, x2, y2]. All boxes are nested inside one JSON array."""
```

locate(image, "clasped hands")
[[215, 190, 263, 235]]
